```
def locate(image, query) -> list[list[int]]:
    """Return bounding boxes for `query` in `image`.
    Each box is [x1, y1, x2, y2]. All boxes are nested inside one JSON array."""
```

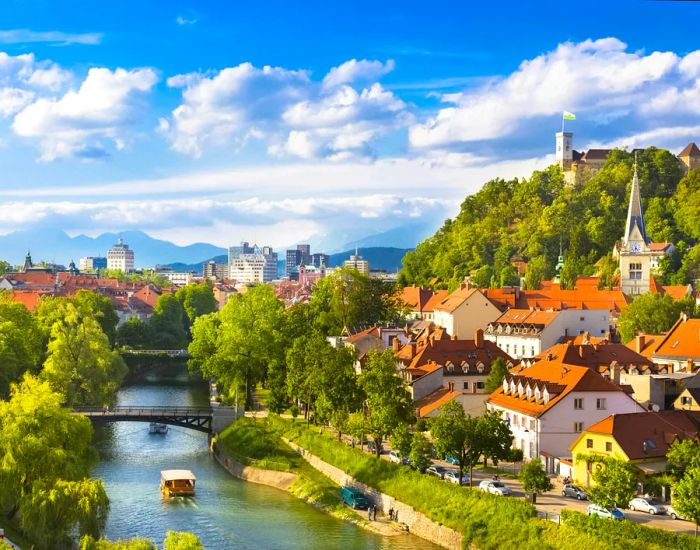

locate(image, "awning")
[[635, 462, 667, 475]]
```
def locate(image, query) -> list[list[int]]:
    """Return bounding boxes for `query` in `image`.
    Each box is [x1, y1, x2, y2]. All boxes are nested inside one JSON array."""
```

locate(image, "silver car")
[[668, 505, 688, 520], [629, 497, 666, 515], [443, 469, 469, 485], [479, 479, 512, 495]]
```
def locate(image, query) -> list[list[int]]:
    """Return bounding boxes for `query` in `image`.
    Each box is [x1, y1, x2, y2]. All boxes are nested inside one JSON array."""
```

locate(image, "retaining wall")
[[212, 442, 298, 491], [283, 438, 463, 550]]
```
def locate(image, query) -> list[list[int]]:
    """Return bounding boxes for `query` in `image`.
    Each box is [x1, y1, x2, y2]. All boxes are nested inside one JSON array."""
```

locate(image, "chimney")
[[448, 381, 454, 392], [611, 362, 621, 384], [636, 335, 646, 354], [475, 329, 484, 348], [392, 337, 401, 352], [460, 282, 467, 290], [451, 333, 458, 341], [408, 343, 416, 358]]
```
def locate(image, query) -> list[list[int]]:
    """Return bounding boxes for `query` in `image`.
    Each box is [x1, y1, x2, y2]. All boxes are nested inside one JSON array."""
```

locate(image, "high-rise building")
[[312, 253, 330, 268], [203, 260, 228, 280], [79, 256, 107, 272], [343, 249, 369, 276], [228, 242, 254, 263], [297, 244, 312, 265], [286, 249, 302, 277], [107, 239, 135, 272], [228, 244, 277, 283]]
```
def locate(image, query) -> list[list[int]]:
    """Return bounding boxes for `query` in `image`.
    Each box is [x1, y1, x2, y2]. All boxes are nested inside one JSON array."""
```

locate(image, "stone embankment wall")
[[283, 438, 463, 550], [212, 442, 298, 491]]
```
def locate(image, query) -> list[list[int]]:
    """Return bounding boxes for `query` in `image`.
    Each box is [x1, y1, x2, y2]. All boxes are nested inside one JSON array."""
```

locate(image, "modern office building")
[[203, 260, 228, 280], [312, 253, 330, 268], [228, 244, 278, 283], [79, 256, 107, 272], [343, 249, 369, 276], [106, 239, 135, 272]]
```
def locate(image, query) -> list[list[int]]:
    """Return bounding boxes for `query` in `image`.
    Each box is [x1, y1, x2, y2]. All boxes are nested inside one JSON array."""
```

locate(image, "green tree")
[[596, 254, 618, 290], [672, 466, 700, 535], [0, 260, 12, 275], [519, 459, 553, 502], [479, 409, 515, 468], [42, 302, 127, 406], [72, 290, 120, 346], [358, 349, 413, 457], [667, 439, 700, 479], [431, 400, 480, 486], [587, 458, 638, 509], [81, 536, 156, 549], [115, 317, 153, 349], [176, 283, 218, 324], [0, 375, 108, 546], [617, 293, 694, 343], [149, 294, 188, 349], [469, 265, 493, 289], [0, 299, 42, 396], [523, 255, 549, 290], [409, 432, 432, 472], [189, 285, 286, 407], [390, 423, 413, 459], [484, 357, 509, 393], [163, 531, 205, 550]]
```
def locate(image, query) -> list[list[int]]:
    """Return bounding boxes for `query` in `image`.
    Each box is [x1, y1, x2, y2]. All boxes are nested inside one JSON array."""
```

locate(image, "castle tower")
[[556, 131, 573, 171]]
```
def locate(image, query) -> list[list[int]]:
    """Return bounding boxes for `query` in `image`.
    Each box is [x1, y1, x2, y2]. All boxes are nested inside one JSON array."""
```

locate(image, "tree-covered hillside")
[[398, 148, 700, 290]]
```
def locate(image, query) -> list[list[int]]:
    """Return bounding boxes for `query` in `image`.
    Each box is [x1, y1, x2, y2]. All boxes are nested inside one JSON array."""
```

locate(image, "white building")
[[159, 272, 194, 286], [107, 239, 135, 272], [484, 308, 610, 360], [79, 256, 107, 272], [487, 359, 644, 472], [229, 250, 277, 284], [343, 249, 369, 276]]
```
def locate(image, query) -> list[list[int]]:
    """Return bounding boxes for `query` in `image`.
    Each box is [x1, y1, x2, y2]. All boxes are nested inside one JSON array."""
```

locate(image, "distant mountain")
[[164, 247, 411, 275], [338, 220, 439, 252], [0, 230, 226, 268]]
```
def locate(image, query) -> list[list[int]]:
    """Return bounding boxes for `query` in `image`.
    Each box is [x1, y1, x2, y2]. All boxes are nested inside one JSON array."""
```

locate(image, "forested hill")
[[398, 148, 700, 291]]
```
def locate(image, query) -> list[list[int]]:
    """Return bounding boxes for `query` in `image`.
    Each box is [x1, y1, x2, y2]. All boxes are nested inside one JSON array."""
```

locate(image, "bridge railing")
[[74, 406, 212, 416]]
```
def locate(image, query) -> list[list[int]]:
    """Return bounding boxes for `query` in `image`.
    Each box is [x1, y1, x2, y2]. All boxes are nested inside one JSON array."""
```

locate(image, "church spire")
[[623, 154, 647, 246]]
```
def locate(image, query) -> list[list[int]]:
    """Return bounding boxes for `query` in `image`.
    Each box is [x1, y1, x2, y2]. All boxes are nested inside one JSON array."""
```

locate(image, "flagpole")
[[561, 113, 564, 133]]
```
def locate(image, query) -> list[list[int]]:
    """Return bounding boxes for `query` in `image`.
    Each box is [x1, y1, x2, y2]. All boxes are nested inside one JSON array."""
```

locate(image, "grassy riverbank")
[[216, 417, 362, 521], [272, 416, 700, 550]]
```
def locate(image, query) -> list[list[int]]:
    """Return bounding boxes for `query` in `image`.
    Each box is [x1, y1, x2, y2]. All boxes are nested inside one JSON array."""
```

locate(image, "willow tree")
[[0, 375, 109, 547], [42, 301, 127, 406]]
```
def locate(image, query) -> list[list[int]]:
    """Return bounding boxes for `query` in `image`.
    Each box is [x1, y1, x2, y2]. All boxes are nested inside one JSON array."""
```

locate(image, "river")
[[92, 363, 439, 549]]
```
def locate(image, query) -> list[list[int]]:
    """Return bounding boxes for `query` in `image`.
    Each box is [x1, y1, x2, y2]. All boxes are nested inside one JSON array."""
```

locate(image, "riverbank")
[[214, 417, 409, 539]]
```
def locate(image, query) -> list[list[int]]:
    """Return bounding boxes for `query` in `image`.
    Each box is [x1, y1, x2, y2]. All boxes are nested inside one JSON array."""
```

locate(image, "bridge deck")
[[74, 406, 213, 433]]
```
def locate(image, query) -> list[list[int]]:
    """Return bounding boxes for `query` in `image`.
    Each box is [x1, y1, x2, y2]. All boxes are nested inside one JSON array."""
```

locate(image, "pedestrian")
[[388, 507, 394, 521], [368, 506, 372, 520], [394, 510, 399, 523]]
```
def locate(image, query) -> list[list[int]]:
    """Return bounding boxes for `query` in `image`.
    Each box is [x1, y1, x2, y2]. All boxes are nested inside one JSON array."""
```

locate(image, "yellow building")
[[570, 410, 700, 487], [674, 388, 700, 411]]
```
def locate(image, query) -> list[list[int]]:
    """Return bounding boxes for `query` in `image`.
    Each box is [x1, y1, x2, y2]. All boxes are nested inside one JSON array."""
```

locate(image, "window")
[[580, 316, 585, 322], [506, 344, 510, 353], [476, 381, 485, 390], [530, 347, 535, 356], [596, 398, 607, 410], [574, 398, 583, 410], [574, 422, 584, 433], [463, 382, 469, 390], [521, 345, 525, 356], [586, 438, 593, 449], [629, 262, 642, 280], [605, 442, 612, 452]]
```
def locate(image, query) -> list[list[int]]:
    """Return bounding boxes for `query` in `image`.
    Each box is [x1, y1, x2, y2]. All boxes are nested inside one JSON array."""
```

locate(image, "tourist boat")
[[149, 422, 169, 434], [160, 470, 196, 497]]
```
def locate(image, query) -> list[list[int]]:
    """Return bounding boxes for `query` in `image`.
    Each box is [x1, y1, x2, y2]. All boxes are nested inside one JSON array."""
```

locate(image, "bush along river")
[[92, 362, 436, 549]]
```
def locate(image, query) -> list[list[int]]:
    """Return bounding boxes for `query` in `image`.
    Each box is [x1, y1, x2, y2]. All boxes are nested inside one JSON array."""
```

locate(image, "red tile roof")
[[647, 316, 700, 362], [679, 142, 700, 157], [414, 387, 461, 417], [10, 289, 49, 310], [525, 341, 656, 374]]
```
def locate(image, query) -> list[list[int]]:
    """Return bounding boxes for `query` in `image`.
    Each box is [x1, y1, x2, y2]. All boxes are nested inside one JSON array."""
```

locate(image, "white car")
[[668, 505, 688, 521], [587, 503, 624, 520], [629, 497, 666, 515], [444, 469, 469, 485], [479, 480, 512, 495], [388, 450, 404, 464]]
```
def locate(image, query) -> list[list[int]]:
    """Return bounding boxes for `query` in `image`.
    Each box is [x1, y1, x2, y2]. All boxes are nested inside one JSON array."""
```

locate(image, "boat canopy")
[[161, 469, 196, 481]]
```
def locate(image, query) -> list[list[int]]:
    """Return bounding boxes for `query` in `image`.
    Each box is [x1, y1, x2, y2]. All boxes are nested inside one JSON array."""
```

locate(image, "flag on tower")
[[563, 111, 576, 121]]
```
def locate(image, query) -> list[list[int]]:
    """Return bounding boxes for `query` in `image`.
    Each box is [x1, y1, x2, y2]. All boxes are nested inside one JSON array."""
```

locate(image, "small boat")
[[149, 422, 169, 434], [160, 469, 196, 497]]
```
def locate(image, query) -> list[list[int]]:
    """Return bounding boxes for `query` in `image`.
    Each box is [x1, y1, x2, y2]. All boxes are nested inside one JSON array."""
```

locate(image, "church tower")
[[618, 161, 652, 295], [556, 131, 573, 170]]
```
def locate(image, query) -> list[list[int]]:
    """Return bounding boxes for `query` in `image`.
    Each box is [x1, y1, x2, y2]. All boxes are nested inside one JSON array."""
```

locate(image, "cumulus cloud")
[[175, 16, 198, 26], [409, 38, 699, 150], [0, 29, 102, 45], [13, 67, 158, 160], [162, 59, 408, 159]]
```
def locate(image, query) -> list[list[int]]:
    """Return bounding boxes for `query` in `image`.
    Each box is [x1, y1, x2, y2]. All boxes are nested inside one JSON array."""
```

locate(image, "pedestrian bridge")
[[74, 406, 219, 434], [119, 349, 190, 358]]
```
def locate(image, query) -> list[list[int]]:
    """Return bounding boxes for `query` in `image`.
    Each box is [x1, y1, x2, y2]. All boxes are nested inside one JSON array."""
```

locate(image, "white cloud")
[[163, 59, 408, 159], [0, 29, 102, 45], [12, 67, 158, 160], [322, 59, 395, 88], [409, 38, 695, 149], [175, 16, 198, 26]]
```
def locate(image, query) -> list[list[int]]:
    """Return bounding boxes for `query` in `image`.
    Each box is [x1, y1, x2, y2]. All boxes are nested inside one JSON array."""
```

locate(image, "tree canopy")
[[617, 293, 696, 343], [399, 153, 700, 290]]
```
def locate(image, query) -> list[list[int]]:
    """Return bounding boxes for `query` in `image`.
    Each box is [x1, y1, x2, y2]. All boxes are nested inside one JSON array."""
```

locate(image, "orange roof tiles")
[[488, 358, 635, 417], [414, 387, 461, 417], [10, 290, 48, 310], [423, 290, 449, 312], [531, 342, 655, 372], [492, 308, 559, 327], [650, 316, 700, 361]]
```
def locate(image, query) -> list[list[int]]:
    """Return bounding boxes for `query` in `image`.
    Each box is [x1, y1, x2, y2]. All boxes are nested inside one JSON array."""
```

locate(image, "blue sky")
[[0, 0, 699, 252]]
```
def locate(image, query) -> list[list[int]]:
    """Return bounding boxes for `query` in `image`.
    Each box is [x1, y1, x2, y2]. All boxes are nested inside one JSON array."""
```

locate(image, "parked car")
[[629, 497, 666, 515], [367, 440, 383, 454], [406, 458, 427, 474], [444, 455, 459, 465], [561, 484, 588, 500], [444, 469, 469, 485], [389, 450, 407, 464], [340, 486, 369, 510], [426, 465, 448, 479], [667, 505, 688, 521], [587, 503, 624, 520], [479, 480, 512, 495]]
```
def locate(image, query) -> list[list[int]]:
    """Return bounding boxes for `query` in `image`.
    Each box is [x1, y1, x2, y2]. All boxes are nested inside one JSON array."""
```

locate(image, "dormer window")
[[517, 381, 524, 397], [526, 385, 532, 399], [446, 363, 454, 373], [543, 388, 550, 404], [502, 379, 509, 393], [534, 387, 541, 401], [476, 362, 485, 373], [510, 380, 517, 394]]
